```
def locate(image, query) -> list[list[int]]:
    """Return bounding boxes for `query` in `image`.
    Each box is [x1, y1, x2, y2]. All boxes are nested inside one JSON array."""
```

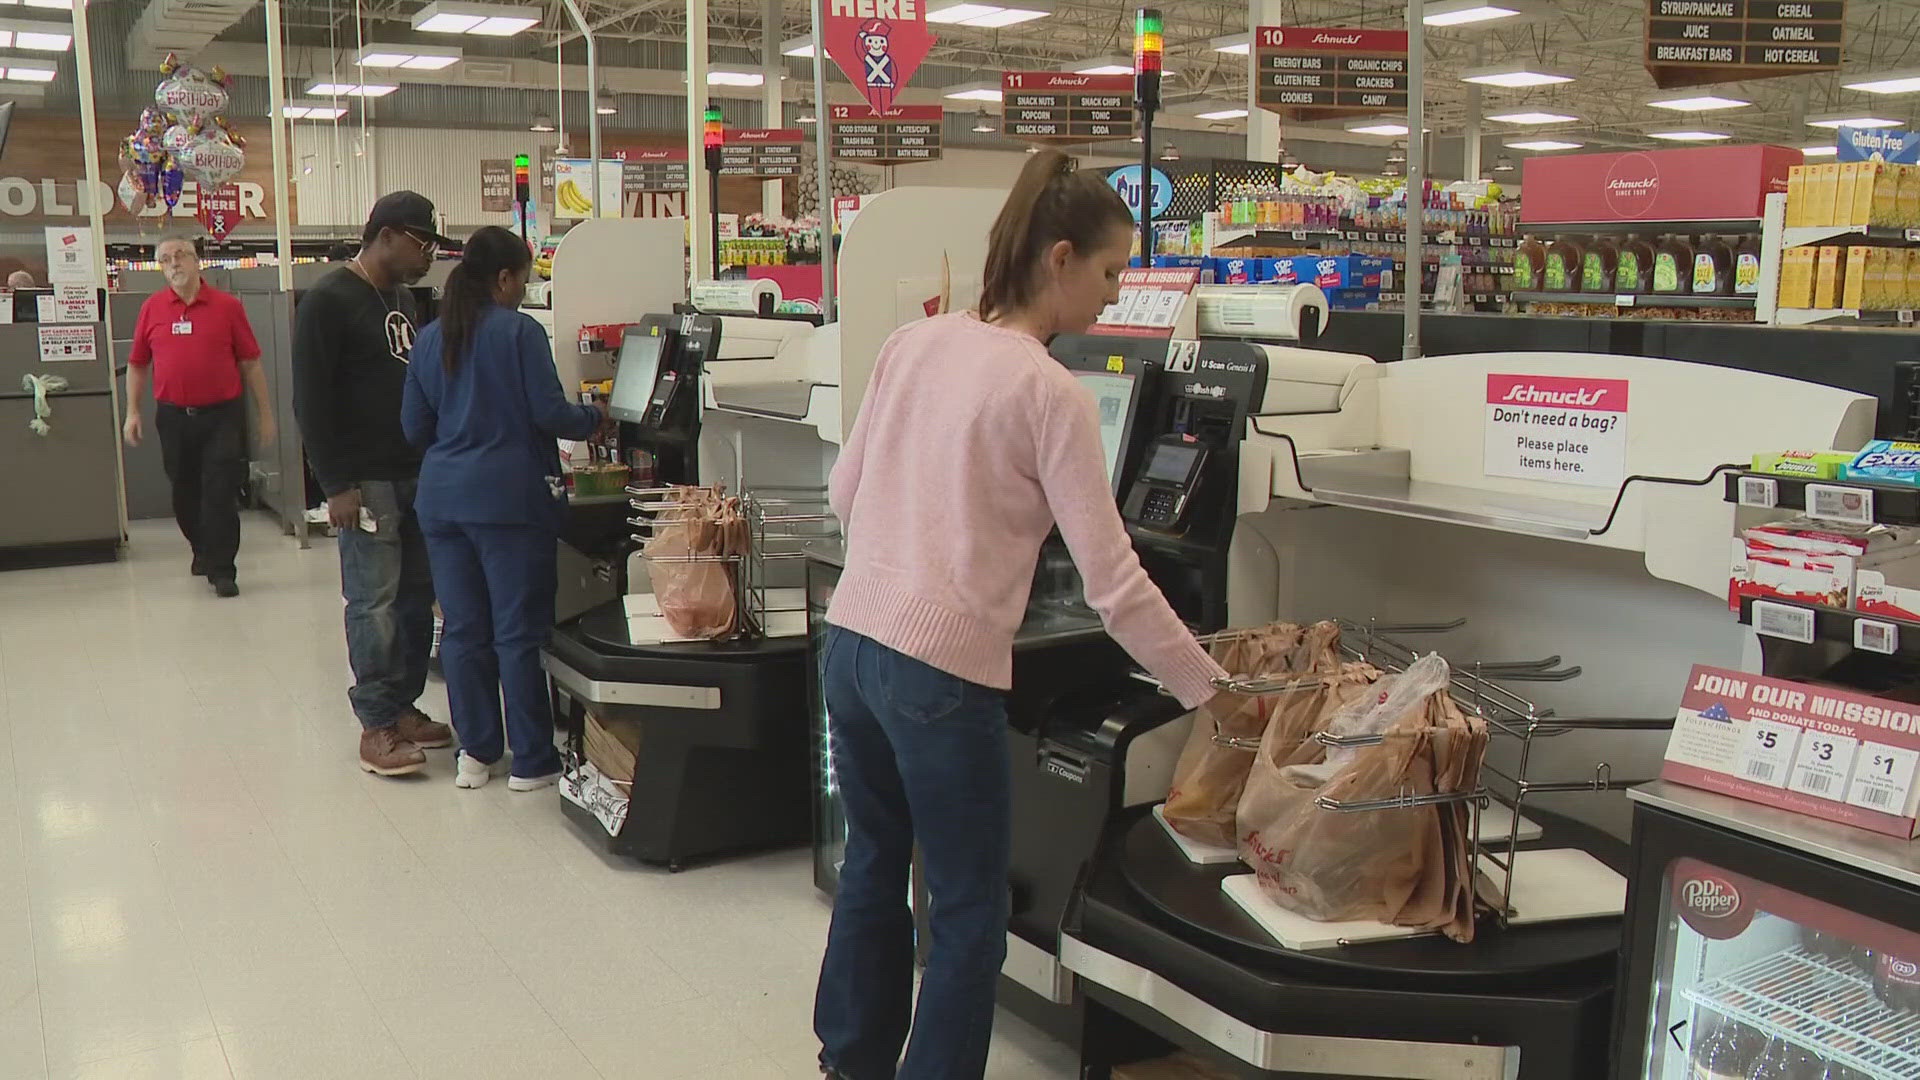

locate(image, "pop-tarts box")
[[1212, 256, 1276, 285], [1323, 287, 1382, 310], [1269, 255, 1392, 290], [1130, 254, 1215, 282]]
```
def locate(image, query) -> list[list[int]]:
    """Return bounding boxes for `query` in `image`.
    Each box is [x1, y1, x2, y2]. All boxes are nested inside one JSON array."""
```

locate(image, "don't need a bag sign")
[[823, 0, 935, 115]]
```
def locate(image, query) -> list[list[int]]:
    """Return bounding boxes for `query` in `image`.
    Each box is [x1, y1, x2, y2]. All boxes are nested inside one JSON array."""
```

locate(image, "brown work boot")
[[396, 708, 453, 749], [359, 727, 427, 777]]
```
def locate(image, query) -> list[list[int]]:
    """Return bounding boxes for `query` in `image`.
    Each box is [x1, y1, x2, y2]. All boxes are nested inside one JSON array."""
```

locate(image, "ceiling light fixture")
[[0, 21, 69, 51], [1647, 92, 1749, 111], [1492, 153, 1516, 172], [1210, 33, 1250, 55], [781, 35, 814, 58], [529, 110, 554, 132], [1159, 140, 1180, 161], [1806, 112, 1902, 129], [1841, 70, 1920, 95], [306, 80, 399, 97], [595, 84, 616, 115], [1485, 109, 1578, 125], [1647, 128, 1732, 141], [1802, 144, 1839, 156], [1194, 107, 1248, 121], [1385, 140, 1408, 163], [411, 0, 539, 36], [1346, 117, 1412, 136], [1505, 138, 1582, 151], [706, 63, 766, 87], [926, 0, 1053, 28], [282, 101, 348, 120], [970, 108, 995, 133], [355, 43, 462, 70], [942, 81, 1003, 103], [1423, 0, 1523, 27], [1459, 62, 1572, 88]]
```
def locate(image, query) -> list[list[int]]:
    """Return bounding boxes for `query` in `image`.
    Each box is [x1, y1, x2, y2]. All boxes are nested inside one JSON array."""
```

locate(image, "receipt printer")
[[1122, 434, 1209, 531]]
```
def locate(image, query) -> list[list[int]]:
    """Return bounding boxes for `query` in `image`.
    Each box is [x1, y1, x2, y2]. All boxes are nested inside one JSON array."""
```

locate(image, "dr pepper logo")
[[1677, 872, 1755, 939]]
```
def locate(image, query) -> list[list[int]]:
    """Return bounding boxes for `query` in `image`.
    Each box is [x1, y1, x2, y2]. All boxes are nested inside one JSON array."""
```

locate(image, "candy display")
[[1843, 441, 1920, 485]]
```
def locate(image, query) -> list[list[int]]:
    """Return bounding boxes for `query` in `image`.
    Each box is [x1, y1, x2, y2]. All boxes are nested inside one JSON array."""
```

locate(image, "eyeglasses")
[[397, 228, 439, 258]]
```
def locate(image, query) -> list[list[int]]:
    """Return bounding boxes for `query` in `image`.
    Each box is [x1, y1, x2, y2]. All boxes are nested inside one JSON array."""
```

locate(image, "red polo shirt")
[[128, 283, 261, 407]]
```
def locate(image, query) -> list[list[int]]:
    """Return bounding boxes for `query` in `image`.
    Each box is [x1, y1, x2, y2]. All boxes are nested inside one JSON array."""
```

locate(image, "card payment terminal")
[[1121, 434, 1208, 531]]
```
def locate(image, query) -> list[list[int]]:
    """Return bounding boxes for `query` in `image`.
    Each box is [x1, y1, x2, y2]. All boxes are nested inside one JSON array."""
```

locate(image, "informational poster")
[[1482, 373, 1629, 488], [43, 225, 93, 285], [552, 159, 623, 219], [1001, 73, 1134, 143], [51, 284, 96, 323], [1838, 126, 1920, 164], [1645, 0, 1844, 88], [828, 104, 943, 164], [37, 324, 95, 362], [620, 148, 690, 193], [1094, 267, 1199, 339], [195, 183, 242, 241], [479, 159, 514, 213], [1664, 665, 1920, 838], [715, 129, 805, 178], [1253, 26, 1409, 120], [821, 0, 934, 114]]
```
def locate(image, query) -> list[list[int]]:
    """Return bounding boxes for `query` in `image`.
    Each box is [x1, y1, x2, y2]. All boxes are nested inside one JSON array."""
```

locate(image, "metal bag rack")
[[627, 484, 834, 640], [1203, 617, 1673, 924]]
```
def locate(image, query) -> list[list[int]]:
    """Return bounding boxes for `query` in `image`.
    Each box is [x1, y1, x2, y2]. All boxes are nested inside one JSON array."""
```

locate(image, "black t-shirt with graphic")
[[292, 265, 424, 496]]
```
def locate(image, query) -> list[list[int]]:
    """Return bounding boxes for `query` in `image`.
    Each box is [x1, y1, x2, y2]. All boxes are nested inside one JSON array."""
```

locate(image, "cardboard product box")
[[1839, 162, 1866, 227], [1844, 245, 1872, 310], [1906, 248, 1920, 308], [1815, 245, 1844, 308], [1805, 163, 1838, 228], [1211, 256, 1272, 285], [1747, 517, 1920, 557], [1875, 162, 1903, 227], [1323, 286, 1382, 310], [1903, 164, 1920, 228], [1858, 569, 1920, 621], [1664, 665, 1920, 838], [1729, 534, 1920, 612], [1778, 247, 1814, 309], [1751, 450, 1858, 479], [1872, 247, 1897, 310], [1787, 165, 1808, 227], [1268, 254, 1394, 290]]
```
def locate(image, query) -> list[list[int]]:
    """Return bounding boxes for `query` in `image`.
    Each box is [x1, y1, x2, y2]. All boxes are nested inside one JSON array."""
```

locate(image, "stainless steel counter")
[[1631, 780, 1920, 891]]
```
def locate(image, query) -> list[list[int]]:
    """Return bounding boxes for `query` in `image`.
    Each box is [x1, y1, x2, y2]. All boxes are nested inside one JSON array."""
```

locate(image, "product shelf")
[[1735, 595, 1920, 658], [1683, 945, 1920, 1079], [1782, 224, 1920, 249], [1213, 225, 1345, 247], [1513, 292, 1757, 310], [1722, 470, 1920, 525], [1776, 308, 1916, 327]]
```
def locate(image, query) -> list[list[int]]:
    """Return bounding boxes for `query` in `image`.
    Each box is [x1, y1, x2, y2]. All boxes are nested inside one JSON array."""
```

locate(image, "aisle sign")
[[196, 184, 242, 241], [1664, 665, 1920, 838], [828, 104, 943, 164], [1645, 0, 1845, 88], [1482, 374, 1629, 489], [716, 129, 806, 178], [621, 148, 690, 192], [1253, 26, 1409, 120], [821, 0, 935, 115], [1093, 267, 1198, 338], [1001, 73, 1135, 143], [1838, 126, 1920, 164]]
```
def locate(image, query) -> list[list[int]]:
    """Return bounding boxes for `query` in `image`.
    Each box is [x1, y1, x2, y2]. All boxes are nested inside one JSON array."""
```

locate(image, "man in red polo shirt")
[[124, 235, 274, 597]]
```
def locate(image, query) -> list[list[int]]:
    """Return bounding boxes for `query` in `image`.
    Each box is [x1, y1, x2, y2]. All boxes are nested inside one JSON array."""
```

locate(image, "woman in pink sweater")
[[814, 148, 1226, 1080]]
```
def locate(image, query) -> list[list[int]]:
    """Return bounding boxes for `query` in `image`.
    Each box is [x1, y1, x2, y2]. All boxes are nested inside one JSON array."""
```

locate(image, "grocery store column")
[[762, 0, 783, 218], [687, 0, 712, 284], [1245, 0, 1285, 161]]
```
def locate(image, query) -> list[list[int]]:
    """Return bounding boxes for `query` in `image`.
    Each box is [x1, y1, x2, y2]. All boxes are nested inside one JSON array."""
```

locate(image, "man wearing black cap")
[[293, 191, 457, 778]]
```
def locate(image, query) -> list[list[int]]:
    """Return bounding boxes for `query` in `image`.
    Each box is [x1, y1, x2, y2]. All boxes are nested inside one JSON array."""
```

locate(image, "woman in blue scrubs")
[[403, 226, 603, 790]]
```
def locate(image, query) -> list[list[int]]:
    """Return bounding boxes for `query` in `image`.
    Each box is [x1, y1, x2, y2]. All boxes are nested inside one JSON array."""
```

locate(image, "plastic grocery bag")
[[644, 487, 749, 640], [1233, 661, 1382, 864], [1162, 622, 1342, 847]]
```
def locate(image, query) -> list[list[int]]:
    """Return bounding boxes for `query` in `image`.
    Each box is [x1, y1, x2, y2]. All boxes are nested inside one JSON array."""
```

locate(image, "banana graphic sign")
[[552, 158, 622, 219]]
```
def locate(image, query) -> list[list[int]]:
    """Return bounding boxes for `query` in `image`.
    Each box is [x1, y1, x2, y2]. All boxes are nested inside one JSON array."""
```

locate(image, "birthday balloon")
[[117, 171, 149, 215], [159, 164, 184, 213], [161, 122, 194, 157], [175, 129, 243, 188], [154, 63, 229, 127]]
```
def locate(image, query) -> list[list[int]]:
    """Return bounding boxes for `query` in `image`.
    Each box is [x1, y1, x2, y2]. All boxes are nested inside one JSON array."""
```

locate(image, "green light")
[[704, 106, 723, 124], [513, 153, 529, 168]]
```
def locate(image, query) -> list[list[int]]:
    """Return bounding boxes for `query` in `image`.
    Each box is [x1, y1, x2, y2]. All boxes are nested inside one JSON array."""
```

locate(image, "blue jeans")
[[418, 517, 561, 779], [338, 479, 436, 730], [814, 627, 1010, 1080]]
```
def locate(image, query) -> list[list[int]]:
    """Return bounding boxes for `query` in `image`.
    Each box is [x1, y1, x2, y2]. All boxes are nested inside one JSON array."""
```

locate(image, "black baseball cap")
[[364, 190, 456, 247]]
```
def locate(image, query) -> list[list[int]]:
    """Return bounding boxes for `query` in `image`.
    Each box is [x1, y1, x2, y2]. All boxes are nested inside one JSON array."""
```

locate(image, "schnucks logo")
[[1500, 383, 1613, 407], [1311, 32, 1363, 44], [1677, 871, 1755, 938], [1602, 153, 1661, 219]]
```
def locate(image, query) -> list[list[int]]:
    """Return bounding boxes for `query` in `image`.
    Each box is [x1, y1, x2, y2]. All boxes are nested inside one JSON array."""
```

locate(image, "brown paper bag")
[[646, 487, 749, 639], [1233, 662, 1383, 864], [1163, 622, 1345, 847]]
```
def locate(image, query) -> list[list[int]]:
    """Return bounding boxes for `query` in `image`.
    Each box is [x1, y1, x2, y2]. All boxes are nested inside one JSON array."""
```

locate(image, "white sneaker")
[[507, 769, 562, 792], [455, 752, 499, 789]]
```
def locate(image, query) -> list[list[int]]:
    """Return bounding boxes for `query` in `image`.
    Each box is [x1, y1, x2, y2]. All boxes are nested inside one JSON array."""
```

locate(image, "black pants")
[[155, 398, 245, 581]]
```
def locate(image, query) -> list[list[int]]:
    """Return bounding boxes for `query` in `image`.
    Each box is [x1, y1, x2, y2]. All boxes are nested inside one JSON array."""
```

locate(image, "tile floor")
[[0, 517, 1080, 1080]]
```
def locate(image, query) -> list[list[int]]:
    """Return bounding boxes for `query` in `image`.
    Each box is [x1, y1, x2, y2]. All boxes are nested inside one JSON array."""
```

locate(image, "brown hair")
[[979, 148, 1132, 321]]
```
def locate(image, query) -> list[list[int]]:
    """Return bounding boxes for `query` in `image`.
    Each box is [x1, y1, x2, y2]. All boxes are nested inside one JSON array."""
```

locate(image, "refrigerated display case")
[[1617, 781, 1920, 1080]]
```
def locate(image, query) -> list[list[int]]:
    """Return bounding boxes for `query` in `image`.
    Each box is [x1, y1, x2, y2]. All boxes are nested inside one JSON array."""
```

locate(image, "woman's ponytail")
[[439, 225, 532, 372], [979, 148, 1132, 321]]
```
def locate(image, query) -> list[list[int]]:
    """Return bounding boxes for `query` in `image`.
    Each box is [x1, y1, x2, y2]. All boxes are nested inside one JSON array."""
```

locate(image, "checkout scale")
[[806, 283, 1633, 1079]]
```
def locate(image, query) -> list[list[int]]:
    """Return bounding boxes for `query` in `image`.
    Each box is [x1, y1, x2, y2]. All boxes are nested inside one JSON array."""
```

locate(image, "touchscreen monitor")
[[610, 330, 668, 423], [1074, 370, 1137, 493]]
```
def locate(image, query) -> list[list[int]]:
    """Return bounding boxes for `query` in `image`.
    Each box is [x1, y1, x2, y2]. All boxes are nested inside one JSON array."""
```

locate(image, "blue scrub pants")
[[418, 517, 562, 779]]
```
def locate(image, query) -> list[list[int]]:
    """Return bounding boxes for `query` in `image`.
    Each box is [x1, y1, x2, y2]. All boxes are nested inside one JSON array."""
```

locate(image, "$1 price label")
[[1787, 731, 1859, 801], [1846, 742, 1920, 816]]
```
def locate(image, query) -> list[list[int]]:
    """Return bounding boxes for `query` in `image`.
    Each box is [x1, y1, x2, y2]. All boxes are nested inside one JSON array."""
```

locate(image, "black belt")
[[157, 398, 241, 417]]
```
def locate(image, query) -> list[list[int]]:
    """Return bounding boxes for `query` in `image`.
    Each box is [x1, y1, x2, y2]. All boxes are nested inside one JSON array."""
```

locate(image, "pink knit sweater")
[[826, 312, 1225, 709]]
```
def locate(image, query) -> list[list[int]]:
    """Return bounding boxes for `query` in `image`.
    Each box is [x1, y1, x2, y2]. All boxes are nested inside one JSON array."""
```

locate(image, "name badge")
[[171, 320, 193, 335]]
